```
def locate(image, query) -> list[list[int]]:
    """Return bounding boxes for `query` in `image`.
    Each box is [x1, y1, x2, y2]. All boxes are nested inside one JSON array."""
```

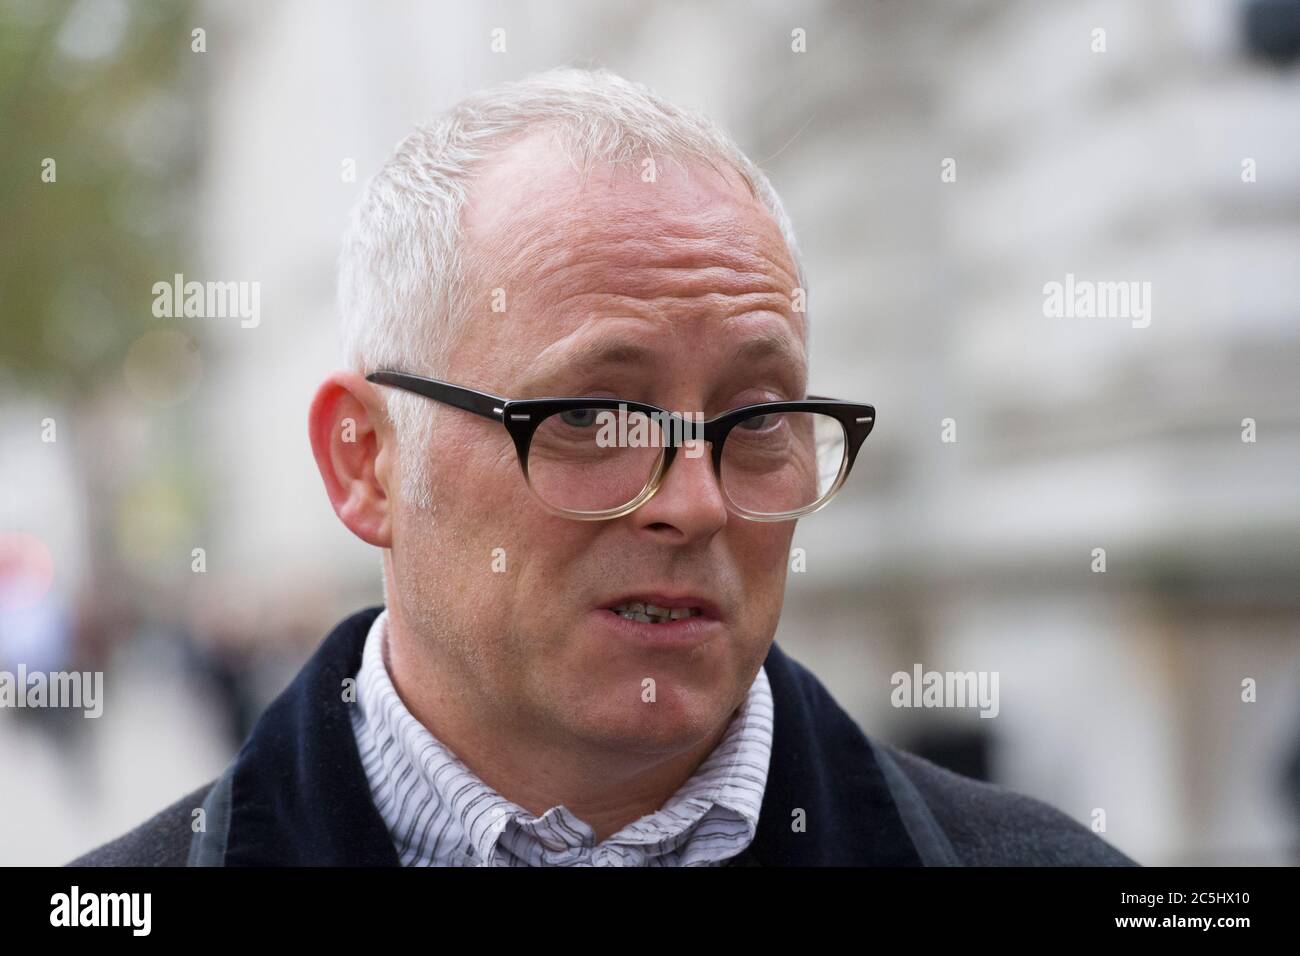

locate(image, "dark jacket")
[[69, 605, 1137, 866]]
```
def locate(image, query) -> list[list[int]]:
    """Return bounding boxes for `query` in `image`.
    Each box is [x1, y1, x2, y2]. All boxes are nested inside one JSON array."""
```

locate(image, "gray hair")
[[337, 67, 805, 510]]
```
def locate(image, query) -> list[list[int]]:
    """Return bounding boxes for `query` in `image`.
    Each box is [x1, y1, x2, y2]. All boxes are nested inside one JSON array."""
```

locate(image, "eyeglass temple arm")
[[365, 371, 507, 421], [804, 395, 876, 444]]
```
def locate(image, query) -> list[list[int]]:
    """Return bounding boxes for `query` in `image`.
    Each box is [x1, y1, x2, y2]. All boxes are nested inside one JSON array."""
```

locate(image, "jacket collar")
[[219, 605, 926, 866]]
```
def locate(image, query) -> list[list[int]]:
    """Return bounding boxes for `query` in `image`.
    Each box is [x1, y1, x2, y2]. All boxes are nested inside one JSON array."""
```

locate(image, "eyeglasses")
[[365, 370, 876, 522]]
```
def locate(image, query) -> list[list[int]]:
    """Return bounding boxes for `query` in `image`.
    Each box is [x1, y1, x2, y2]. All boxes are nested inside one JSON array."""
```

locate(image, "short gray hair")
[[337, 66, 804, 510]]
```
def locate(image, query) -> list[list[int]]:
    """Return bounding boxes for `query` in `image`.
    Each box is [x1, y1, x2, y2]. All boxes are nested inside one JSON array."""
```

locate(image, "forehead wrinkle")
[[479, 189, 797, 302], [540, 295, 798, 350], [530, 234, 797, 313]]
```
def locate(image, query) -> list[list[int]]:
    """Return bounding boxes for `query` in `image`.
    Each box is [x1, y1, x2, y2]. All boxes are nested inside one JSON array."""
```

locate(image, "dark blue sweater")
[[70, 606, 1137, 866]]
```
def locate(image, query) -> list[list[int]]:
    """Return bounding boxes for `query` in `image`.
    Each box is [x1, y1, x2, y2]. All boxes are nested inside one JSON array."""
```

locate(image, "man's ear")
[[308, 370, 394, 548]]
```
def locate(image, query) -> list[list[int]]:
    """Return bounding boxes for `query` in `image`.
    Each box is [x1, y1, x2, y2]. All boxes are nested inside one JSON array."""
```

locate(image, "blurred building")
[[3, 0, 1296, 864]]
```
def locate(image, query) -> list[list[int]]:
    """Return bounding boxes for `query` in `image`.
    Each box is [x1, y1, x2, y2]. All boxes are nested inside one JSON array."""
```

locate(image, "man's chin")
[[560, 692, 737, 758]]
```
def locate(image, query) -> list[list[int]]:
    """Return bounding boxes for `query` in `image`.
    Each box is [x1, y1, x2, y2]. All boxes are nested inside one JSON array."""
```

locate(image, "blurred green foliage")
[[0, 0, 198, 399]]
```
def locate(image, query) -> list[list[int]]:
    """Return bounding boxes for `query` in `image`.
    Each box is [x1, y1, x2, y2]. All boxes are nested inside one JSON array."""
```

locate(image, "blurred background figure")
[[1, 0, 1297, 865]]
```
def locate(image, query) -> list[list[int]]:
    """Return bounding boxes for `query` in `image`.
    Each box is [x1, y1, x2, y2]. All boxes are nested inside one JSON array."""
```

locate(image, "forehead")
[[451, 131, 805, 395], [462, 130, 797, 287]]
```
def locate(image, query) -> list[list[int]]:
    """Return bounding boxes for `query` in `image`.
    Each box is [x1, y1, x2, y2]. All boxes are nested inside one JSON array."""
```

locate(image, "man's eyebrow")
[[730, 330, 805, 366], [516, 340, 656, 393], [567, 339, 657, 368], [518, 330, 805, 394]]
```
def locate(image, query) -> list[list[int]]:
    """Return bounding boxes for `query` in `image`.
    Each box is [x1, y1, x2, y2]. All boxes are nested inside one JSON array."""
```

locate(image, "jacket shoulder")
[[67, 781, 215, 867], [878, 742, 1138, 866]]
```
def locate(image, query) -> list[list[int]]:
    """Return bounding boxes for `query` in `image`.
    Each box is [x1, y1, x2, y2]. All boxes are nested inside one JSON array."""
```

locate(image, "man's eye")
[[559, 408, 599, 428], [738, 414, 771, 431]]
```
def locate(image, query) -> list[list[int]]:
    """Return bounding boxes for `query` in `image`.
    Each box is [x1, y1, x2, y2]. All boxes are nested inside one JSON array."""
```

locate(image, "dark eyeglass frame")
[[365, 369, 876, 522]]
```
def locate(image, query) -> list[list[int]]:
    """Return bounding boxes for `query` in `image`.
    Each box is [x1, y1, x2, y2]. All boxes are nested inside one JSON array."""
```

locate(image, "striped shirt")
[[348, 608, 773, 866]]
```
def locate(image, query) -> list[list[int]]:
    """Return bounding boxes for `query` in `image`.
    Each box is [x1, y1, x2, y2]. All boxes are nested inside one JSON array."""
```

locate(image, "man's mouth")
[[599, 593, 719, 627], [609, 601, 704, 624]]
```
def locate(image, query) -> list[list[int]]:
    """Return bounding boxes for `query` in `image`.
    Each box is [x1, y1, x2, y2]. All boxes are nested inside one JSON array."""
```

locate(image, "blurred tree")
[[0, 0, 199, 386], [0, 0, 200, 639]]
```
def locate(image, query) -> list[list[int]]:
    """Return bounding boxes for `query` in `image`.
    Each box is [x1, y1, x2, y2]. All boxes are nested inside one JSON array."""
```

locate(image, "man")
[[72, 68, 1134, 867]]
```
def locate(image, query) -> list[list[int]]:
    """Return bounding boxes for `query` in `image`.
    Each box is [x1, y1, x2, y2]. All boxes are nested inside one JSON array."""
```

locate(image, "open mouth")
[[609, 601, 704, 625]]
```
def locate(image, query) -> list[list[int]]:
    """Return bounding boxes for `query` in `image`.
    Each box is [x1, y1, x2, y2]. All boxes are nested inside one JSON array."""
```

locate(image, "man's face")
[[390, 131, 805, 758]]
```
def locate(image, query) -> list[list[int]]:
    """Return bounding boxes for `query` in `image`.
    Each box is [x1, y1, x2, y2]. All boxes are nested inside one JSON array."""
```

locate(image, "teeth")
[[612, 602, 702, 624]]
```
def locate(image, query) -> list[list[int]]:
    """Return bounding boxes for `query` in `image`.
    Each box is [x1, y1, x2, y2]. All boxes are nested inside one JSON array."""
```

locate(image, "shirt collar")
[[351, 608, 773, 866], [213, 605, 929, 866]]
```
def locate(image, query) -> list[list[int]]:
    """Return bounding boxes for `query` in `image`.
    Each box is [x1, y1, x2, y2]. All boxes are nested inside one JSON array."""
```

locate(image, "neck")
[[382, 604, 735, 844]]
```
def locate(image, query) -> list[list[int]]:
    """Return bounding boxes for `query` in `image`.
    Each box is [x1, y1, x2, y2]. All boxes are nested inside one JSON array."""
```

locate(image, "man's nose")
[[627, 442, 728, 541]]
